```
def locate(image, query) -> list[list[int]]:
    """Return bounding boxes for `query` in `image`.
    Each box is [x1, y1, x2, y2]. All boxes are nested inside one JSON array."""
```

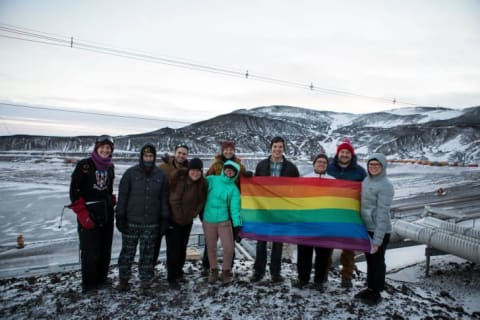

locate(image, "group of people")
[[69, 134, 394, 306]]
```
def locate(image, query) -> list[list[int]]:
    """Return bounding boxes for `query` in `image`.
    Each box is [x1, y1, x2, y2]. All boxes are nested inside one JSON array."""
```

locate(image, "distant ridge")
[[1, 105, 479, 162]]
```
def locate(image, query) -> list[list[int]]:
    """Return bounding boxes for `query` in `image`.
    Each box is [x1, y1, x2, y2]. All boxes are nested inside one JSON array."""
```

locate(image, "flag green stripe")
[[241, 208, 363, 224]]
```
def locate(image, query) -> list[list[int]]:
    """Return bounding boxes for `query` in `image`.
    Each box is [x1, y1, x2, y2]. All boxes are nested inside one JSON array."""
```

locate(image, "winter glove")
[[69, 197, 95, 230], [111, 194, 117, 208], [115, 216, 128, 234], [243, 171, 253, 178], [233, 226, 242, 243]]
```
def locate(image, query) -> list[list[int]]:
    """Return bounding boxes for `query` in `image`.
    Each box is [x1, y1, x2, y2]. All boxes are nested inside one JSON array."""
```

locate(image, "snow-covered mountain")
[[1, 105, 479, 162]]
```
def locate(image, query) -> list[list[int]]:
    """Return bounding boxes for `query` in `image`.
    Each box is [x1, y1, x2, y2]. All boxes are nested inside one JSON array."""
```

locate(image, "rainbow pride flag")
[[240, 177, 371, 252]]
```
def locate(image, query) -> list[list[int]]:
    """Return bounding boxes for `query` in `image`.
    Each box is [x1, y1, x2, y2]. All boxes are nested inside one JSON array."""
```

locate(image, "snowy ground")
[[1, 155, 480, 319], [0, 252, 479, 319]]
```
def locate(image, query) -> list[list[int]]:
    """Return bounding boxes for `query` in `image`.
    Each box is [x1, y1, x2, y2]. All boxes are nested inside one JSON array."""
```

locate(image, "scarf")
[[91, 151, 113, 171]]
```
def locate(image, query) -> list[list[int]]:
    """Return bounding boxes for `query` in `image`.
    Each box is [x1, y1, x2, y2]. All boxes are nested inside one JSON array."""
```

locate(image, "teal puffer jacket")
[[203, 160, 242, 227]]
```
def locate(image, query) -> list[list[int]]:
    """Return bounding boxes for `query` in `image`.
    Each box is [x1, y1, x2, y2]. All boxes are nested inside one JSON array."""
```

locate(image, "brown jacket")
[[169, 169, 207, 225], [159, 156, 189, 182]]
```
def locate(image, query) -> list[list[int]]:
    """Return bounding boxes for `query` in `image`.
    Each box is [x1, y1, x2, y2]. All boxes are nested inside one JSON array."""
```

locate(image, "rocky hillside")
[[1, 105, 479, 162]]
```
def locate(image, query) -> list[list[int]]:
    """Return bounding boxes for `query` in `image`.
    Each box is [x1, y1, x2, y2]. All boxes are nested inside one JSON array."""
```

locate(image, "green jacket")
[[203, 160, 242, 227]]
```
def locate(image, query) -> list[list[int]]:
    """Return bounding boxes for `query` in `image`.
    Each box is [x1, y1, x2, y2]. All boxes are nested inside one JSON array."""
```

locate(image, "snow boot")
[[117, 279, 130, 292], [208, 269, 218, 284], [221, 270, 231, 284], [341, 276, 352, 288]]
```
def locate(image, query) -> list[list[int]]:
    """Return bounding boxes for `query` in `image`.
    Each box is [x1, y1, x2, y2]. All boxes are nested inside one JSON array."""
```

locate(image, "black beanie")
[[312, 153, 329, 165], [188, 157, 203, 170]]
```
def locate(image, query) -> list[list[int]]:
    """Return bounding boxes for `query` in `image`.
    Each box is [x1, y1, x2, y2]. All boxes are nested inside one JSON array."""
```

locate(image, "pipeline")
[[392, 219, 480, 264], [420, 217, 480, 240]]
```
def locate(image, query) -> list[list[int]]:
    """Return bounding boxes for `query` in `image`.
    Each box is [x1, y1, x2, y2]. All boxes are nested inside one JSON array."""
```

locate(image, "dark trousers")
[[297, 245, 332, 283], [78, 220, 114, 290], [153, 232, 165, 266], [166, 222, 192, 281], [118, 225, 159, 281], [253, 241, 283, 276], [365, 232, 390, 292]]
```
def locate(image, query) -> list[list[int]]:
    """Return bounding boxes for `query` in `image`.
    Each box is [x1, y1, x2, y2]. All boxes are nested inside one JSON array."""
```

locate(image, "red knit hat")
[[336, 138, 354, 156], [221, 141, 235, 151]]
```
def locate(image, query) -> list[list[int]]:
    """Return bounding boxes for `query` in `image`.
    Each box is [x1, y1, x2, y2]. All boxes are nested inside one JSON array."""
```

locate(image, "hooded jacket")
[[360, 153, 394, 246], [116, 144, 170, 225], [202, 160, 242, 227]]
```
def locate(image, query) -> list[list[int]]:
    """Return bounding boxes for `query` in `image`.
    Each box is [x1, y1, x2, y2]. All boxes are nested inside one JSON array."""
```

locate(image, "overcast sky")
[[1, 0, 479, 136]]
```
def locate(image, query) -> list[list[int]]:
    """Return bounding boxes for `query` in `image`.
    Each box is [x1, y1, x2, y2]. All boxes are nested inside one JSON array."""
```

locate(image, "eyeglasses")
[[96, 135, 114, 145], [175, 144, 189, 151], [368, 162, 382, 167]]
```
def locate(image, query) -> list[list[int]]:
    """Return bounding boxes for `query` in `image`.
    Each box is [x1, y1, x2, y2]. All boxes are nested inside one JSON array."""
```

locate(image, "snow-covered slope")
[[1, 105, 479, 163]]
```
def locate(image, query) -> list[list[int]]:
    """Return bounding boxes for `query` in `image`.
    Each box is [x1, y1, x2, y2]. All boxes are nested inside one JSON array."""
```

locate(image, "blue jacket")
[[327, 154, 366, 182], [360, 153, 394, 246], [203, 160, 242, 227]]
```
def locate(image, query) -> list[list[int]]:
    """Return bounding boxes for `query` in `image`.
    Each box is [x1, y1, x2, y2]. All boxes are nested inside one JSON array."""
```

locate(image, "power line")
[[0, 23, 427, 107], [0, 101, 192, 125]]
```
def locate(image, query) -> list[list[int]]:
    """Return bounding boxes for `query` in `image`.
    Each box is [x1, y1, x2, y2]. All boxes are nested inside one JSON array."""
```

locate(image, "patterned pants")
[[118, 224, 159, 281]]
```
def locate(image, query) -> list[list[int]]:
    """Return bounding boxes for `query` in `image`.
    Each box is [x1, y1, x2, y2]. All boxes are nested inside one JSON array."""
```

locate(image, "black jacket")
[[70, 158, 115, 224], [255, 155, 300, 177], [116, 165, 170, 226]]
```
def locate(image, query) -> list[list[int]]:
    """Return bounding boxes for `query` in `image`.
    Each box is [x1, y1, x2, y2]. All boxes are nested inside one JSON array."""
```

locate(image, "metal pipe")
[[392, 220, 480, 264], [420, 217, 480, 240]]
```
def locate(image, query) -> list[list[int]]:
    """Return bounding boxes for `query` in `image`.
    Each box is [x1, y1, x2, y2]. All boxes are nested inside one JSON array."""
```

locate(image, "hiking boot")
[[117, 279, 130, 292], [271, 274, 284, 284], [354, 288, 373, 300], [293, 279, 308, 289], [81, 285, 97, 294], [168, 280, 180, 290], [140, 281, 151, 295], [341, 276, 353, 288], [360, 289, 382, 306], [221, 270, 231, 284], [208, 269, 218, 284], [140, 281, 150, 290], [314, 281, 327, 292], [250, 273, 264, 283], [99, 278, 113, 289]]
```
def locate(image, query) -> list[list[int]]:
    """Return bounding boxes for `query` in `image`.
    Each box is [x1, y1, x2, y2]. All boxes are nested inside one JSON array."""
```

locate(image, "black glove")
[[115, 216, 128, 234], [233, 226, 242, 243], [243, 171, 253, 178]]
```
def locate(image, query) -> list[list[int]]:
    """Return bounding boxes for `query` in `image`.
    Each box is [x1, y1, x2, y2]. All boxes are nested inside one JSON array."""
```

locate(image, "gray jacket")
[[360, 153, 394, 246], [116, 165, 170, 226]]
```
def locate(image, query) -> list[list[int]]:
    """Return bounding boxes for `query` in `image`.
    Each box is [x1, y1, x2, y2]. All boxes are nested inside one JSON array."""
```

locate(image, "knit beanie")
[[188, 157, 203, 170], [336, 138, 354, 156], [312, 153, 329, 165], [221, 141, 235, 151]]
